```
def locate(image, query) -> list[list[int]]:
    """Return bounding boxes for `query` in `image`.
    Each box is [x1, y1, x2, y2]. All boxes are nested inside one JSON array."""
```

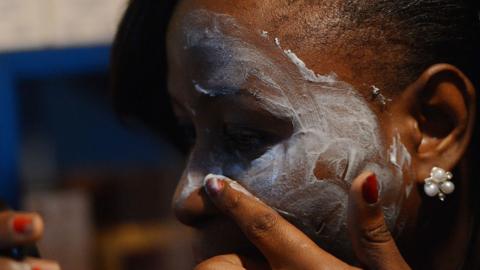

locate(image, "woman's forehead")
[[170, 0, 408, 94], [168, 8, 303, 108], [173, 0, 337, 38], [170, 1, 366, 87]]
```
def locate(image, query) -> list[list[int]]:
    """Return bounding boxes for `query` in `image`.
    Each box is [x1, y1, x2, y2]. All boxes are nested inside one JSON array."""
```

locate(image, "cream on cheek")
[[174, 9, 413, 257]]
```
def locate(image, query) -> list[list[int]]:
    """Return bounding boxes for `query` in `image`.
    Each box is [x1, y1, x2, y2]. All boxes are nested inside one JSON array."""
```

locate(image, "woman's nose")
[[172, 169, 220, 227]]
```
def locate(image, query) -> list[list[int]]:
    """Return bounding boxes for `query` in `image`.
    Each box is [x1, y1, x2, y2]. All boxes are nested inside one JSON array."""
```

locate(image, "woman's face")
[[167, 0, 416, 262]]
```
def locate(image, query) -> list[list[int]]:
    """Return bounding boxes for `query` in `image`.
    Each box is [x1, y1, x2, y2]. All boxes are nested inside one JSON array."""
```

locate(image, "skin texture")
[[0, 211, 61, 270], [167, 0, 477, 269]]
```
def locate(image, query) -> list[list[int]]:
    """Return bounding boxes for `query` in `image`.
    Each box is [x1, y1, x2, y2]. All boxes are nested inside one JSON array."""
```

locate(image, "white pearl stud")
[[424, 167, 454, 201]]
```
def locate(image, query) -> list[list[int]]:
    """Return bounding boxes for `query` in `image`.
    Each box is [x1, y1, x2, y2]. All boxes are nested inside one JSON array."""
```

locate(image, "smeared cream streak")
[[283, 49, 338, 83], [389, 132, 413, 197]]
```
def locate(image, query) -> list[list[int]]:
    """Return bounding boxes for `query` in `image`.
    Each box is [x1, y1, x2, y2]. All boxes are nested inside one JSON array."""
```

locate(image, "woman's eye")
[[223, 125, 273, 156]]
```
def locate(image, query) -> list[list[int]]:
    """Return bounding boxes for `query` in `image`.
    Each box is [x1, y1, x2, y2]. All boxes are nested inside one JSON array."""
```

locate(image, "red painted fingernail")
[[362, 174, 379, 204], [13, 216, 32, 234], [32, 267, 41, 270], [205, 177, 225, 197]]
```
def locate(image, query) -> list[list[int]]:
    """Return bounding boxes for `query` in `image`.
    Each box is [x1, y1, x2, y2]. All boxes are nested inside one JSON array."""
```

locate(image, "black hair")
[[345, 0, 480, 90], [111, 0, 180, 144]]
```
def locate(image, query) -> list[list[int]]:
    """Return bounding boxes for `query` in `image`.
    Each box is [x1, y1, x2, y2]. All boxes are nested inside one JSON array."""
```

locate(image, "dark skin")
[[167, 0, 477, 269]]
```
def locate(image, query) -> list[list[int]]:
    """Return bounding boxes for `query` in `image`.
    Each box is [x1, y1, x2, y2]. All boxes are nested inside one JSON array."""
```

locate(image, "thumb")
[[347, 172, 410, 270]]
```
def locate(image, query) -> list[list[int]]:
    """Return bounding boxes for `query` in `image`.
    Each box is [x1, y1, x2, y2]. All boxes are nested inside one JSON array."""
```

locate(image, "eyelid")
[[222, 125, 279, 160], [224, 124, 280, 147], [224, 123, 280, 139]]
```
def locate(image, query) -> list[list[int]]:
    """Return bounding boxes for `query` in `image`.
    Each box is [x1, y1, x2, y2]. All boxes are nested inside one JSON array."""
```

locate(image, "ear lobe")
[[404, 64, 476, 182]]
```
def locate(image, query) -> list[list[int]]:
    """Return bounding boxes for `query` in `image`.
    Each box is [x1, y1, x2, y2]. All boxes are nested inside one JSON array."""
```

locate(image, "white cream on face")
[[172, 9, 412, 259], [390, 132, 413, 198]]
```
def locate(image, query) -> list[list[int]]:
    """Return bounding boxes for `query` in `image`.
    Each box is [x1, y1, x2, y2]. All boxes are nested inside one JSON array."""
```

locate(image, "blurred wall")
[[0, 0, 127, 52], [0, 1, 195, 269]]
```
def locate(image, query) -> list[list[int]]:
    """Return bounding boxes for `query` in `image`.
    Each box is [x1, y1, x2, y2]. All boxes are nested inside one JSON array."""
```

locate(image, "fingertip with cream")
[[204, 174, 254, 198], [204, 174, 225, 197]]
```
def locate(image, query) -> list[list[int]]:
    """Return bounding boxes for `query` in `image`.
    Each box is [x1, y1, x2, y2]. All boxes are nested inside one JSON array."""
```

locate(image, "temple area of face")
[[178, 10, 306, 85], [170, 38, 298, 121]]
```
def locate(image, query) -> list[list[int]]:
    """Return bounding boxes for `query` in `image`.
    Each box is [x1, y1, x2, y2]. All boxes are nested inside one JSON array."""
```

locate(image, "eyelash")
[[177, 122, 273, 157], [223, 125, 268, 154]]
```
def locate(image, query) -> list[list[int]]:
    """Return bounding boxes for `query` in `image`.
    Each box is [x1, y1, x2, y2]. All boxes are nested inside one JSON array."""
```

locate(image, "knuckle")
[[194, 260, 221, 270], [194, 264, 211, 270], [194, 265, 212, 270], [0, 259, 26, 270], [246, 211, 279, 240], [0, 211, 13, 219], [360, 221, 392, 245], [30, 212, 43, 222], [194, 260, 213, 270], [222, 192, 241, 213]]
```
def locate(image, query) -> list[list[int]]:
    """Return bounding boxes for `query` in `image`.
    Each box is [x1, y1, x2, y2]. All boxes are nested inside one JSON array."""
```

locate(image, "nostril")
[[173, 187, 220, 227]]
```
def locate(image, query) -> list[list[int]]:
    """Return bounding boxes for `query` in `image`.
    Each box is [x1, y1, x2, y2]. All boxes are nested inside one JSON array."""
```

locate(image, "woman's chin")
[[191, 218, 264, 263]]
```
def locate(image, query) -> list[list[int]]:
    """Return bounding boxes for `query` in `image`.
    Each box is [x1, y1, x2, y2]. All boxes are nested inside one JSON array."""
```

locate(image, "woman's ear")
[[390, 64, 477, 184]]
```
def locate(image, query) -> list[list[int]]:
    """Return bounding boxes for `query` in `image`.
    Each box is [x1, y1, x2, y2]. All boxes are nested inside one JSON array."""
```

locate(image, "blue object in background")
[[0, 66, 18, 208], [0, 46, 114, 208], [0, 46, 174, 208]]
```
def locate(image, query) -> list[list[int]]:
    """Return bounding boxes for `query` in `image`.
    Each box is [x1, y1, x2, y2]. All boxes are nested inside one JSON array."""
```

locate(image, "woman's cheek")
[[222, 90, 411, 261]]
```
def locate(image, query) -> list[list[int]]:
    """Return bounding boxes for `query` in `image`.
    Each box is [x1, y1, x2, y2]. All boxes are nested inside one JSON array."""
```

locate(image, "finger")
[[25, 257, 61, 270], [203, 174, 350, 269], [195, 253, 268, 270], [0, 212, 44, 248], [195, 254, 268, 270], [347, 172, 410, 270], [194, 254, 247, 270], [0, 257, 30, 270]]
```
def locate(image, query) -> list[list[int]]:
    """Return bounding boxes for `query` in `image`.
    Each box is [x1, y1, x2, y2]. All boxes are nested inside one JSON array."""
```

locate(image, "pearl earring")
[[424, 167, 454, 201]]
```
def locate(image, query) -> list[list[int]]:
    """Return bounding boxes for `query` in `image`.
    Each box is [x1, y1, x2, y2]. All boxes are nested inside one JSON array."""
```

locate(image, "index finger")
[[0, 212, 43, 249], [203, 174, 351, 269]]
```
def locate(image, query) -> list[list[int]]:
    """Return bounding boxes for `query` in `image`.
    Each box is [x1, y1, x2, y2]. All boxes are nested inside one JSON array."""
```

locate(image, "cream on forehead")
[[182, 10, 278, 97], [284, 49, 338, 83], [175, 9, 411, 260]]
